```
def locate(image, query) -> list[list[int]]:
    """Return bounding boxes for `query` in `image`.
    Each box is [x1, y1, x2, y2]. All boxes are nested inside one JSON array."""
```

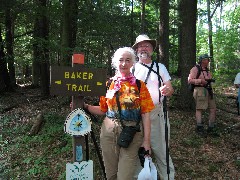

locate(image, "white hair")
[[111, 47, 136, 69]]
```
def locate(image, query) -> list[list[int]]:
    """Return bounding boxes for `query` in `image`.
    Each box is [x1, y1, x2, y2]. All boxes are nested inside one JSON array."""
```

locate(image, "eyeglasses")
[[138, 44, 151, 48]]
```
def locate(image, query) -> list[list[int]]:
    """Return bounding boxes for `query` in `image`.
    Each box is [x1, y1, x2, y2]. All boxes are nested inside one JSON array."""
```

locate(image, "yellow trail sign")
[[50, 66, 107, 96]]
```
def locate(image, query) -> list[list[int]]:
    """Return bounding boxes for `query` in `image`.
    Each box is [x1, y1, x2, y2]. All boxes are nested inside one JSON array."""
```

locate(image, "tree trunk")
[[32, 18, 41, 87], [5, 8, 15, 91], [141, 0, 146, 33], [61, 0, 78, 66], [33, 0, 50, 96], [177, 24, 182, 76], [0, 26, 6, 93], [178, 0, 197, 110], [207, 0, 214, 71], [131, 0, 134, 45], [159, 0, 170, 70], [0, 25, 11, 93], [32, 57, 41, 87]]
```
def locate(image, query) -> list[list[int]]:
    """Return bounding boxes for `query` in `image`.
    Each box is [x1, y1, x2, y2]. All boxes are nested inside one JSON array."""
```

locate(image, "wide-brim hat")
[[132, 34, 157, 51]]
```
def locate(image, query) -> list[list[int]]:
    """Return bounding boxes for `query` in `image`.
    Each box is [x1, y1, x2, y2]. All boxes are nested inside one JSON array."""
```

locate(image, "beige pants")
[[100, 117, 143, 180], [135, 104, 175, 180]]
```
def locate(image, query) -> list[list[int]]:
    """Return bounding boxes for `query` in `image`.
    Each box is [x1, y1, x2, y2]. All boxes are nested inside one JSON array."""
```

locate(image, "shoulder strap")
[[136, 79, 141, 92], [195, 65, 202, 79], [144, 62, 154, 84], [106, 79, 113, 90], [155, 62, 162, 88], [140, 62, 163, 83], [156, 62, 162, 102], [132, 65, 135, 75], [115, 91, 122, 120], [140, 61, 163, 103]]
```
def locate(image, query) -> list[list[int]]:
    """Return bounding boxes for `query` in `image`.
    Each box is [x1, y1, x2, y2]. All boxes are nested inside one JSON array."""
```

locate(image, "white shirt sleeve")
[[234, 73, 240, 84], [158, 63, 171, 84]]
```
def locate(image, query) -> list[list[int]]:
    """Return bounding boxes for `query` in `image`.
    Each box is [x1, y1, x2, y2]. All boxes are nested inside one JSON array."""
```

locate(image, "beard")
[[137, 51, 151, 60]]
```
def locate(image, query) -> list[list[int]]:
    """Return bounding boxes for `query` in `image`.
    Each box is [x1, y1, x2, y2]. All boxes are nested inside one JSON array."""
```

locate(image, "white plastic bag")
[[138, 157, 157, 180]]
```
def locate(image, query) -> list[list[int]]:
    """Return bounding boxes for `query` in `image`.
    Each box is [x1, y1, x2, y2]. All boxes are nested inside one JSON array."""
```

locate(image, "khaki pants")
[[150, 104, 175, 180], [193, 87, 216, 110], [135, 104, 175, 180], [100, 117, 143, 180]]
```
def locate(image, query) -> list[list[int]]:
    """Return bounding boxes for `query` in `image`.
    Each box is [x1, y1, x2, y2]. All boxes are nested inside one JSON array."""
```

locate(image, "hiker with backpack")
[[188, 54, 218, 137], [132, 34, 175, 180], [84, 47, 154, 180]]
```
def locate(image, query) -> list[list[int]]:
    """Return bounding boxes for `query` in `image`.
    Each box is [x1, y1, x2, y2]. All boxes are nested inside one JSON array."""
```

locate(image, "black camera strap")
[[116, 91, 126, 128], [202, 72, 214, 99]]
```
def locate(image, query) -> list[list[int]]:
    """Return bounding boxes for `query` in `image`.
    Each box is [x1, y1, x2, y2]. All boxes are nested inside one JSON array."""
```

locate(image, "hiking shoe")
[[207, 126, 220, 137], [195, 126, 207, 137]]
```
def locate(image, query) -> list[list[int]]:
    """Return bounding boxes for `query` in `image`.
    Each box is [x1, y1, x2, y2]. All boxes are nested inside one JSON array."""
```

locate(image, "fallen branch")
[[28, 113, 45, 136]]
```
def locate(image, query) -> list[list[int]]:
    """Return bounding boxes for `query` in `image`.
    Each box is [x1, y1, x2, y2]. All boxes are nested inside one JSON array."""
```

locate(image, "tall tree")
[[207, 0, 223, 71], [32, 14, 41, 87], [207, 0, 213, 70], [32, 0, 50, 96], [159, 0, 170, 69], [178, 0, 197, 109], [61, 0, 78, 66], [141, 0, 146, 33], [131, 0, 134, 45], [0, 25, 10, 93], [5, 8, 16, 90]]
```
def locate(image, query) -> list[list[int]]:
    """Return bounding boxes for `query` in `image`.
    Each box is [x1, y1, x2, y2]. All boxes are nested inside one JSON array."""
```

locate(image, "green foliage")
[[196, 27, 209, 56], [1, 112, 72, 179], [1, 0, 239, 77], [171, 78, 181, 94], [26, 157, 49, 177], [197, 1, 240, 71]]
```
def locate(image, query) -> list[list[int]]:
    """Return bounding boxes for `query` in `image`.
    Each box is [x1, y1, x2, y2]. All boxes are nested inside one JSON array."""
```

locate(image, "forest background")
[[0, 0, 239, 179]]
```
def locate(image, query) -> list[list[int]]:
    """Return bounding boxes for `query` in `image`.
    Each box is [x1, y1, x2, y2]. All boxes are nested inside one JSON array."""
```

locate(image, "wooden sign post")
[[64, 108, 93, 179], [71, 54, 85, 162], [50, 53, 107, 179]]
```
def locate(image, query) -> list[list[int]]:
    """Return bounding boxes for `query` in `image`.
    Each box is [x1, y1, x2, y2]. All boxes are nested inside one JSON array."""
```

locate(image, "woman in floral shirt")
[[85, 47, 154, 180]]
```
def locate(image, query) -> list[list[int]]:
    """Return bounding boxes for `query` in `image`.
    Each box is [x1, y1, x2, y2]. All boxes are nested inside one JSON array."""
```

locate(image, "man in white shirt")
[[132, 34, 175, 180]]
